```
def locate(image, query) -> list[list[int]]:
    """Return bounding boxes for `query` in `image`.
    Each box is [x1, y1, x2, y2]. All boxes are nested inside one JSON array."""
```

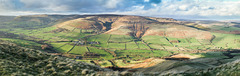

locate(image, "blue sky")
[[0, 0, 240, 20]]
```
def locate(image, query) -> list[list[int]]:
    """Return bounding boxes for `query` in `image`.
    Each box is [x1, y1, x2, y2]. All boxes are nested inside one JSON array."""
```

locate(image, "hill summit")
[[54, 15, 213, 39]]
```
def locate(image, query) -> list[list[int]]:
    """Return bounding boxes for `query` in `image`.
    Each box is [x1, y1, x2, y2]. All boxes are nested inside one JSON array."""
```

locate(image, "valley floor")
[[0, 15, 240, 75]]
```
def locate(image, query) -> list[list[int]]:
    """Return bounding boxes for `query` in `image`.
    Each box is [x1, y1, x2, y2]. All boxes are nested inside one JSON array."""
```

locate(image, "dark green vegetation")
[[0, 40, 108, 75], [0, 15, 240, 75], [170, 59, 240, 76], [129, 59, 240, 76], [1, 40, 240, 76], [0, 16, 15, 22], [129, 49, 240, 75]]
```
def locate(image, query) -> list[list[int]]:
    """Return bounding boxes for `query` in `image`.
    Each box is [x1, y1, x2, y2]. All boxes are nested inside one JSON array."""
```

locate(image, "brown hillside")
[[143, 23, 213, 40], [54, 15, 213, 39], [56, 17, 104, 30]]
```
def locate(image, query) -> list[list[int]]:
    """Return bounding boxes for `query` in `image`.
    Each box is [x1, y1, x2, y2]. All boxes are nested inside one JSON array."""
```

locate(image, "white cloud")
[[144, 0, 150, 2], [17, 0, 124, 12], [104, 0, 123, 9], [116, 0, 240, 20], [0, 0, 240, 20], [0, 0, 16, 12], [151, 3, 157, 7]]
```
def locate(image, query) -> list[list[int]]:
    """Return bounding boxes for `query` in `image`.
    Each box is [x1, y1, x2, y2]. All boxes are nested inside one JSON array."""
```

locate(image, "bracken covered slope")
[[0, 40, 110, 76], [169, 59, 240, 76]]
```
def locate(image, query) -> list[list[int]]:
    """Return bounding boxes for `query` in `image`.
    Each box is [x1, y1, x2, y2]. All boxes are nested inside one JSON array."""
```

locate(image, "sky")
[[0, 0, 240, 20]]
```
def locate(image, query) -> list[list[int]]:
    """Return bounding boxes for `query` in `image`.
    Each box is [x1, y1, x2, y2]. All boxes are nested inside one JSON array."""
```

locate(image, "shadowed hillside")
[[0, 40, 110, 75], [170, 59, 240, 76], [1, 40, 239, 76], [0, 16, 15, 22]]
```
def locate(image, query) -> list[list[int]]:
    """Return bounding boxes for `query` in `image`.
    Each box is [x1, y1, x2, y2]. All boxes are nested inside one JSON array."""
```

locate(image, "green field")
[[0, 38, 42, 49], [190, 51, 228, 58], [115, 49, 172, 59], [51, 42, 74, 53], [98, 61, 113, 67], [212, 25, 240, 32], [1, 15, 240, 69], [88, 47, 114, 60], [109, 35, 133, 42], [69, 46, 88, 55], [142, 36, 172, 46], [142, 35, 213, 50], [1, 25, 240, 61], [212, 33, 240, 49]]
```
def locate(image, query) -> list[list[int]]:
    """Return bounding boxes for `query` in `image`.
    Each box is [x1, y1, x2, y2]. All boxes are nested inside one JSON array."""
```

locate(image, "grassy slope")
[[0, 15, 240, 70], [171, 59, 240, 76], [0, 40, 108, 75], [212, 33, 240, 49], [0, 38, 41, 48], [1, 23, 240, 62], [212, 25, 240, 32]]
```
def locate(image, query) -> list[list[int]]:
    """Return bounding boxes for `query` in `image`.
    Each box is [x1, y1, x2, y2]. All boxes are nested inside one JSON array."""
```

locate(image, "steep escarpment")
[[105, 16, 155, 38], [55, 15, 123, 31], [54, 15, 214, 40], [56, 17, 104, 30], [11, 14, 215, 40]]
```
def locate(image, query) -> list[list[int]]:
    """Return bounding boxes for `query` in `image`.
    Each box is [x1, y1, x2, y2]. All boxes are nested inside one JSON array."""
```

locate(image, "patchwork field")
[[0, 14, 240, 69]]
